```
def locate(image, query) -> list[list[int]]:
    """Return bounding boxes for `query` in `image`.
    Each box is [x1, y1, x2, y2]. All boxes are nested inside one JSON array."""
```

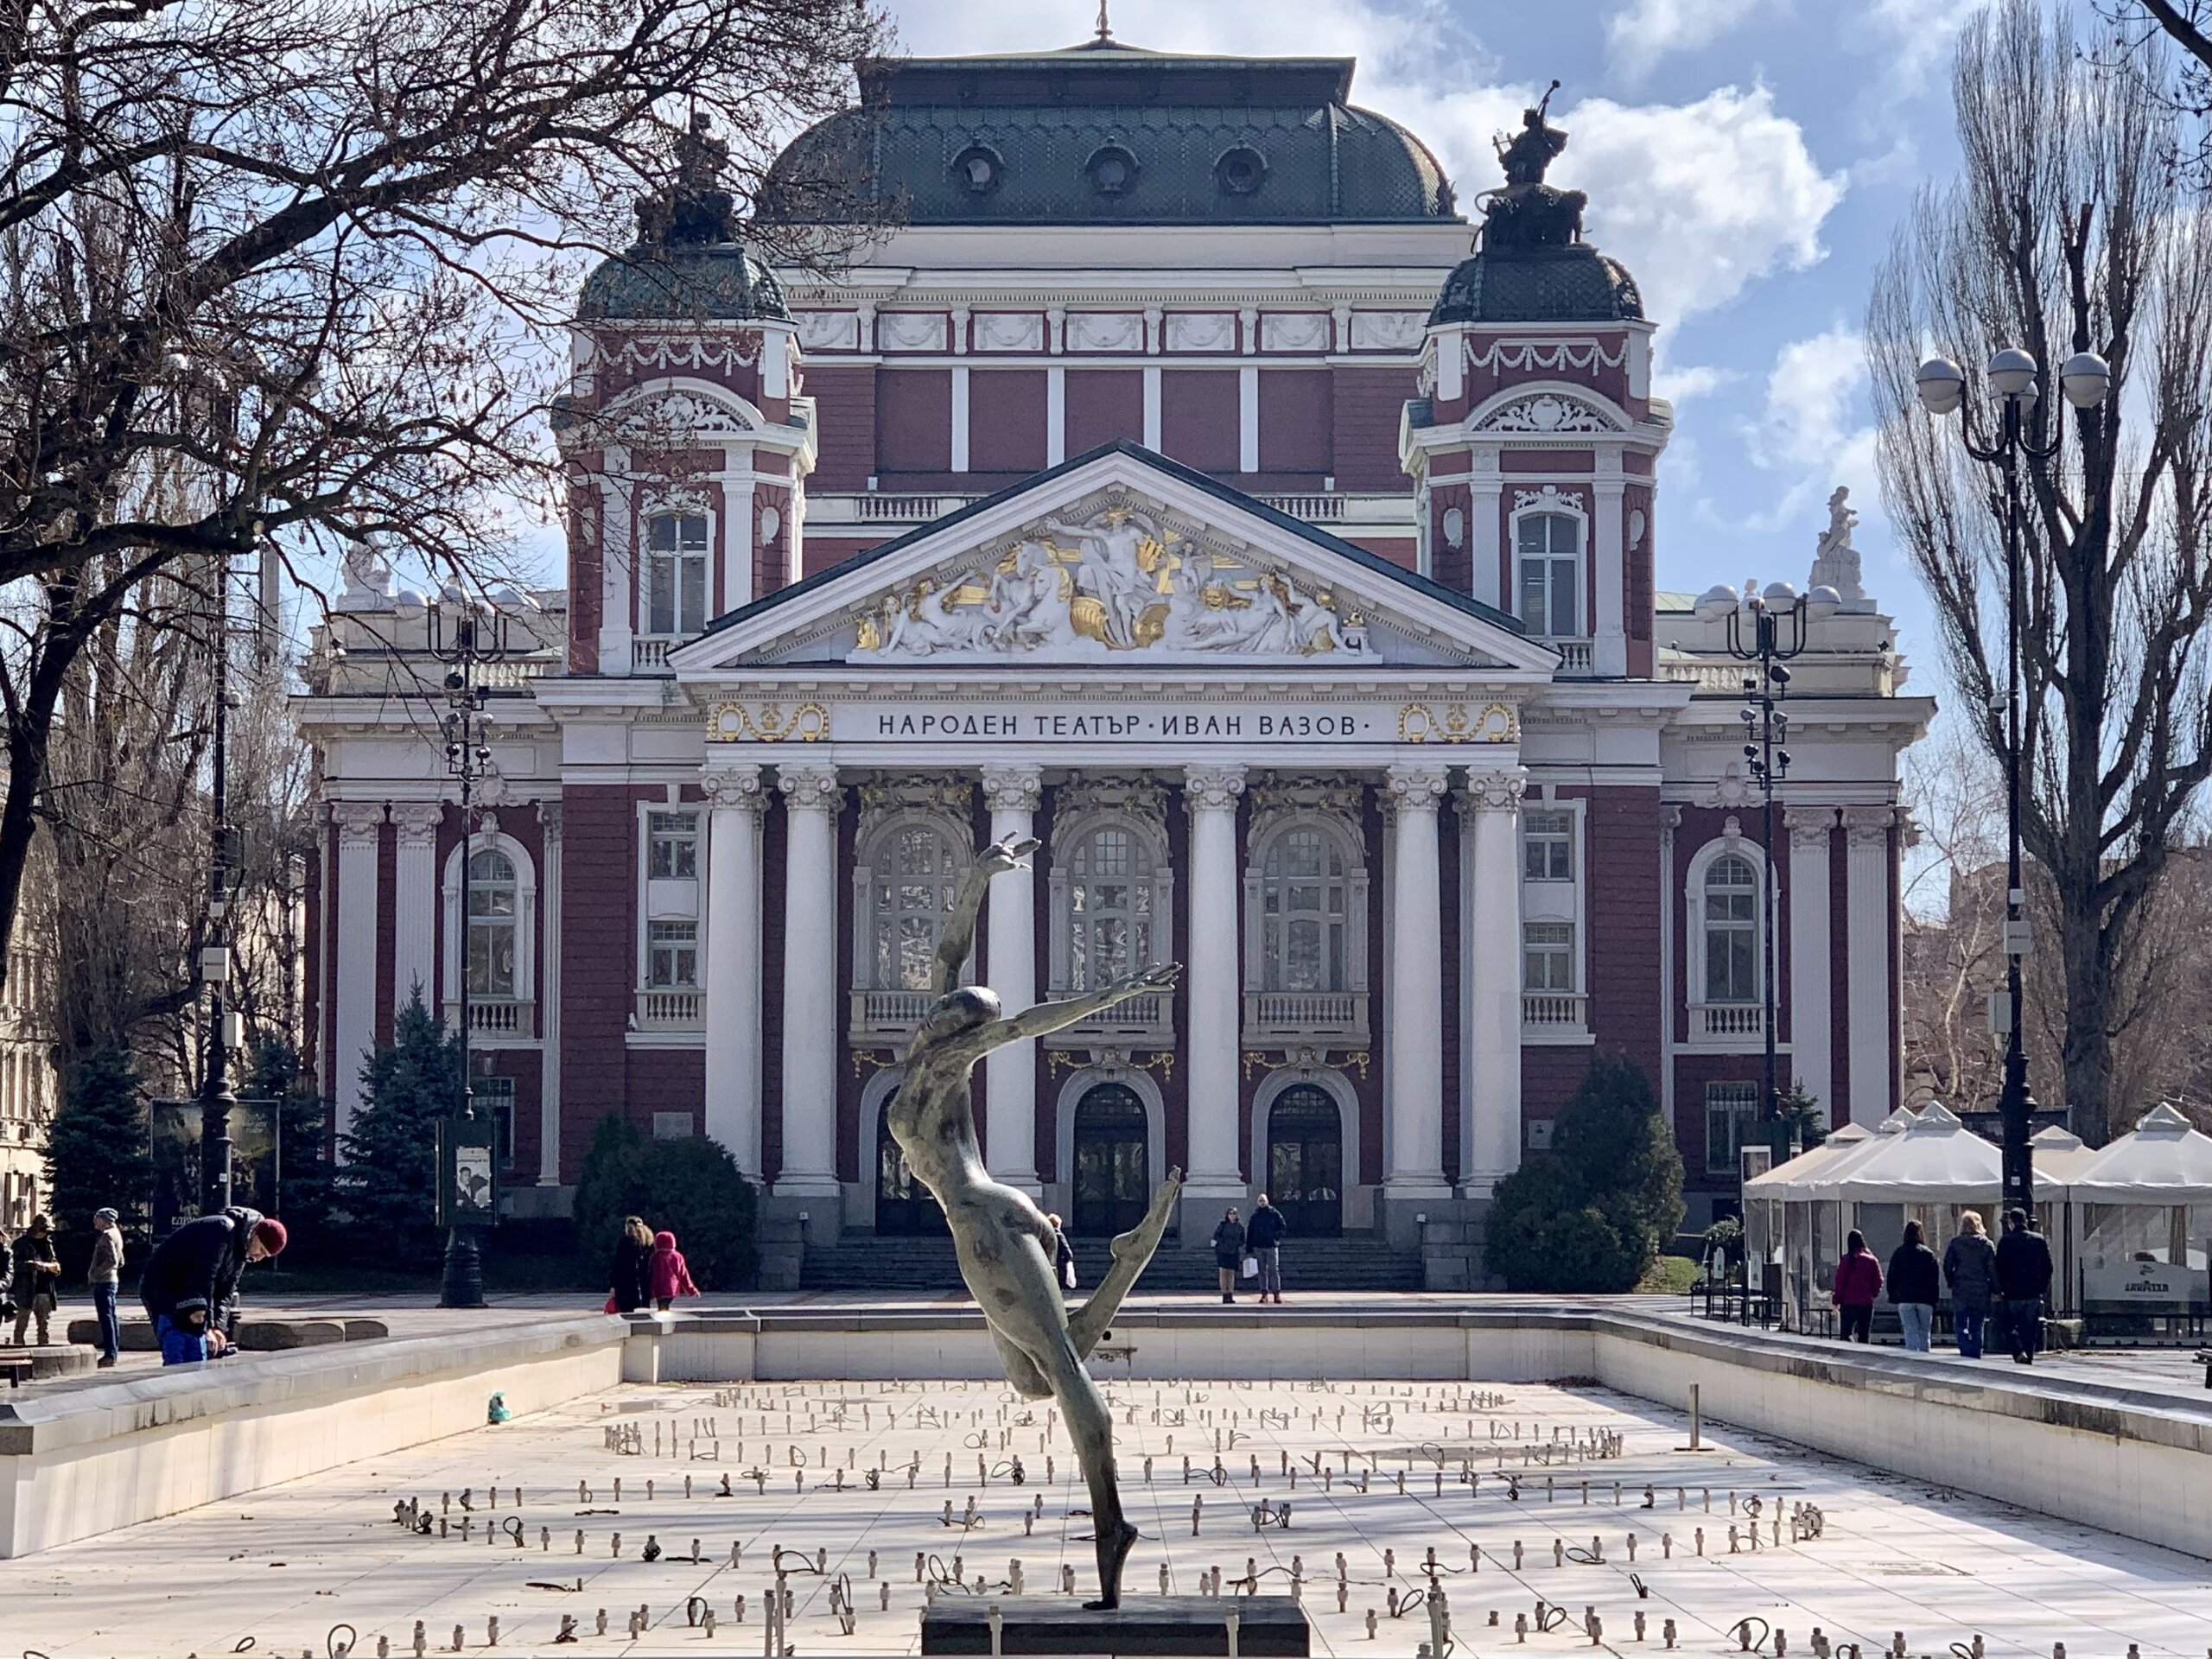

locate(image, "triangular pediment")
[[674, 444, 1557, 677]]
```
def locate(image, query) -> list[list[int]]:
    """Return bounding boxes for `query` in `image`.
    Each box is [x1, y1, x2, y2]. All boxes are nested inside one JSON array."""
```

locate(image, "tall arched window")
[[1701, 853, 1758, 1004], [1516, 511, 1582, 639], [1259, 825, 1351, 992], [1067, 824, 1153, 991], [467, 849, 519, 998], [868, 823, 963, 991]]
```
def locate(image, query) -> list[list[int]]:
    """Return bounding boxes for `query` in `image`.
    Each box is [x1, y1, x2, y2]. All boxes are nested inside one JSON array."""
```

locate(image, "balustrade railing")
[[1521, 991, 1588, 1029], [637, 988, 703, 1028]]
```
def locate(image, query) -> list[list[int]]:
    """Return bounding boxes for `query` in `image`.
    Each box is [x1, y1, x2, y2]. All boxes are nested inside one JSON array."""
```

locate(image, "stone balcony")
[[1242, 989, 1369, 1048], [806, 488, 1416, 543], [635, 988, 703, 1031]]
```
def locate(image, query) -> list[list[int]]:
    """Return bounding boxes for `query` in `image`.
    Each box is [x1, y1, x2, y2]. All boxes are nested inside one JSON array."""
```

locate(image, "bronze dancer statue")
[[887, 835, 1184, 1608]]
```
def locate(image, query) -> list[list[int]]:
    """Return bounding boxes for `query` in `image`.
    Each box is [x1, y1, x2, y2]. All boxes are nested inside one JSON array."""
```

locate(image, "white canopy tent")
[[2064, 1104, 2212, 1324]]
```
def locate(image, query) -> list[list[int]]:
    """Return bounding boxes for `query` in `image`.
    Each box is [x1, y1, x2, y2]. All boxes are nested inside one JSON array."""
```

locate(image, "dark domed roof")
[[578, 243, 789, 324], [766, 40, 1459, 227], [1429, 243, 1643, 326]]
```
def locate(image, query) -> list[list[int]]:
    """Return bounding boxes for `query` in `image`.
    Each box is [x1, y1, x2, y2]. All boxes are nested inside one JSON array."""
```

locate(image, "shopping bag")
[[1062, 1259, 1077, 1291], [1242, 1255, 1259, 1279], [602, 1294, 620, 1314]]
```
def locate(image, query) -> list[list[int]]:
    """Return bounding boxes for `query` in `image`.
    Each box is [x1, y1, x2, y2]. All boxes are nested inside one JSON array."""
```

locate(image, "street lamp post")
[[1703, 582, 1833, 1150], [1914, 345, 2111, 1216], [198, 543, 240, 1215], [414, 582, 520, 1310]]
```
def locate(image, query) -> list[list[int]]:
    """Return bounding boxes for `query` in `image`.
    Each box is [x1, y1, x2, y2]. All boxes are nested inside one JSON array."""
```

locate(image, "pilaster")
[[982, 765, 1044, 1195]]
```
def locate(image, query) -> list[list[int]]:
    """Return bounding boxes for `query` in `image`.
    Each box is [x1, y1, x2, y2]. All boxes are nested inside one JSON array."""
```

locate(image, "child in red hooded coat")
[[646, 1230, 698, 1311]]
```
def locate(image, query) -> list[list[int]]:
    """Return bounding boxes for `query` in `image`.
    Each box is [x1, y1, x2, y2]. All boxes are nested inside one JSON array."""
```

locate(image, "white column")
[[722, 474, 756, 615], [330, 803, 385, 1143], [1592, 466, 1627, 675], [389, 804, 442, 1017], [1046, 369, 1066, 467], [537, 802, 564, 1185], [1182, 766, 1247, 1205], [776, 766, 844, 1197], [1461, 768, 1526, 1196], [950, 366, 970, 474], [1786, 807, 1836, 1122], [596, 450, 634, 676], [1238, 366, 1260, 474], [705, 767, 770, 1181], [1142, 367, 1162, 451], [1384, 765, 1452, 1196], [1470, 449, 1503, 610], [983, 766, 1043, 1194], [1843, 807, 1896, 1128]]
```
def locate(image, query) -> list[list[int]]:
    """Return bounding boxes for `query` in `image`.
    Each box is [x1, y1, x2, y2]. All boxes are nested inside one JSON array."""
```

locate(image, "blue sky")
[[885, 0, 2017, 685]]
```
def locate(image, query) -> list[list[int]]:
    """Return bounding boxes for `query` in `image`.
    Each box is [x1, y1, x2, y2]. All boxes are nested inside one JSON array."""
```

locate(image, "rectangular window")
[[474, 1075, 517, 1171], [1522, 810, 1575, 881], [1516, 512, 1582, 638], [647, 811, 699, 880], [647, 921, 699, 988], [645, 512, 710, 638], [1706, 1082, 1759, 1173], [1522, 921, 1576, 993]]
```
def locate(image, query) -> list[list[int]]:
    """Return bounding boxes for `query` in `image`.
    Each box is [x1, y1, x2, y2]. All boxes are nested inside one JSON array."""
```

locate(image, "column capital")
[[1784, 805, 1838, 849], [1660, 803, 1683, 833], [537, 799, 563, 843], [389, 802, 444, 845], [703, 765, 771, 816], [1183, 765, 1246, 814], [981, 765, 1044, 815], [1385, 764, 1451, 814], [1456, 767, 1526, 814], [329, 801, 386, 847], [1840, 805, 1897, 848], [778, 765, 842, 814]]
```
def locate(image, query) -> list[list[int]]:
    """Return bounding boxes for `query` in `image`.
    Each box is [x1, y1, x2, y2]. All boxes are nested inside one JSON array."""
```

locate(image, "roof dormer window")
[[952, 143, 1003, 196], [1215, 146, 1268, 196], [1086, 143, 1140, 197]]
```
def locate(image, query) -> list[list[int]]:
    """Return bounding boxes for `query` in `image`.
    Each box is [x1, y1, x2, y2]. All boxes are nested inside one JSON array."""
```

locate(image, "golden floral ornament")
[[708, 700, 829, 743], [1395, 701, 1517, 744]]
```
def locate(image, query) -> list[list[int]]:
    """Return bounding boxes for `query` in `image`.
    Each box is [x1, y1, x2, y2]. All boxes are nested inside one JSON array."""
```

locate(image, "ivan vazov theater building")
[[299, 35, 1929, 1282]]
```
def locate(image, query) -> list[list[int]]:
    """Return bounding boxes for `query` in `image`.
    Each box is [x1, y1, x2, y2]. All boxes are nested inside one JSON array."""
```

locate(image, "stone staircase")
[[798, 1234, 1423, 1294]]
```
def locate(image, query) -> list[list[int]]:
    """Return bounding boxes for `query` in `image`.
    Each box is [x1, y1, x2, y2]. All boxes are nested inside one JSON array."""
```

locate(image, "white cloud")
[[1607, 0, 1777, 80], [1653, 361, 1738, 404], [1718, 323, 1878, 536]]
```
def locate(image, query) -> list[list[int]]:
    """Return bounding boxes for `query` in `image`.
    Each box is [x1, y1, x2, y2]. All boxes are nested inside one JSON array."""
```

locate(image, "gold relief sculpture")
[[709, 700, 830, 743], [1397, 701, 1519, 745]]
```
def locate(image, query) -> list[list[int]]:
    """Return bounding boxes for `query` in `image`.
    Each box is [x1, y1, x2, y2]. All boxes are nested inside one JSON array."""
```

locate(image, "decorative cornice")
[[779, 766, 843, 813], [1057, 774, 1169, 830], [981, 765, 1044, 816], [1459, 768, 1527, 814], [1385, 764, 1451, 813], [1183, 765, 1248, 815], [702, 766, 771, 816], [329, 802, 386, 847], [389, 803, 444, 845]]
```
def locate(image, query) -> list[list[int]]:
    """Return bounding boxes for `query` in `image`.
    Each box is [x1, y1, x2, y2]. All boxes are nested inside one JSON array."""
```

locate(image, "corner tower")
[[1401, 90, 1669, 678]]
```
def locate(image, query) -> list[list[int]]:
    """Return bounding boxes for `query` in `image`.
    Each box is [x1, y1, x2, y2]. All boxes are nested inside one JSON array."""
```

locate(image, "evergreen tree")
[[246, 1039, 337, 1255], [1777, 1081, 1828, 1156], [1485, 1052, 1686, 1293], [337, 990, 461, 1270], [44, 1047, 152, 1276], [573, 1114, 759, 1292]]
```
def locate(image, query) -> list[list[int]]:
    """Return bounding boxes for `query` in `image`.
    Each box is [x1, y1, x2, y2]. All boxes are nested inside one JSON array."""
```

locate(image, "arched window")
[[1259, 825, 1351, 993], [644, 510, 709, 638], [868, 823, 963, 991], [1701, 853, 1759, 1004], [1066, 824, 1154, 991], [1516, 511, 1582, 639], [467, 849, 519, 998]]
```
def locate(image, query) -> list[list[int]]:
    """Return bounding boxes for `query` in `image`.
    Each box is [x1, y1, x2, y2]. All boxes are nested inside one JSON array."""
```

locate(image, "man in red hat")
[[138, 1207, 287, 1364]]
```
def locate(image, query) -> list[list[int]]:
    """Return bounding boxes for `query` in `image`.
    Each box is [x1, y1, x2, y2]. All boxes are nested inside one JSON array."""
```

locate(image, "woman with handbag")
[[1211, 1208, 1248, 1306], [1048, 1213, 1077, 1296]]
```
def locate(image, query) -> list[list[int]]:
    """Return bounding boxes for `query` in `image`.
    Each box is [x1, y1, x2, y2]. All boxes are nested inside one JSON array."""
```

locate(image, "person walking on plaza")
[[87, 1208, 124, 1367], [1212, 1207, 1247, 1306], [1047, 1212, 1077, 1294], [137, 1207, 285, 1364], [1246, 1193, 1287, 1305], [645, 1229, 697, 1312], [9, 1214, 60, 1347], [607, 1216, 653, 1314], [1995, 1207, 2054, 1365], [1942, 1211, 1999, 1359], [1887, 1219, 1941, 1352], [1830, 1229, 1883, 1344]]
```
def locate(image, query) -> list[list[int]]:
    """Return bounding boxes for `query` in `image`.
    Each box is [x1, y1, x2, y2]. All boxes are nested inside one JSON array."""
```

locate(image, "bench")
[[0, 1354, 33, 1388]]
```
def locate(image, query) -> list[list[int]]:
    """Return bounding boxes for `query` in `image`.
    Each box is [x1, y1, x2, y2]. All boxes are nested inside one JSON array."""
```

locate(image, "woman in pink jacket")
[[1830, 1230, 1883, 1344], [646, 1230, 698, 1311]]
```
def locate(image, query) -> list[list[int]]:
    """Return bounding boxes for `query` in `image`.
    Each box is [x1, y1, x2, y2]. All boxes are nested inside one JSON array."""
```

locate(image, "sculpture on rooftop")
[[1480, 80, 1586, 250], [887, 836, 1184, 1609], [636, 111, 741, 246], [1808, 486, 1867, 607]]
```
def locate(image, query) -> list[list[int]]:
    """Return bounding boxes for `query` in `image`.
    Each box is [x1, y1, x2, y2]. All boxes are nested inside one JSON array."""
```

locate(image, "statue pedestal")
[[920, 1595, 1311, 1655]]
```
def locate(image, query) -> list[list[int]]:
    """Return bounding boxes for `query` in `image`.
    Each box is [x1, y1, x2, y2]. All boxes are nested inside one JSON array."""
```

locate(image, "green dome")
[[766, 41, 1459, 227], [578, 243, 789, 324], [1429, 243, 1643, 327]]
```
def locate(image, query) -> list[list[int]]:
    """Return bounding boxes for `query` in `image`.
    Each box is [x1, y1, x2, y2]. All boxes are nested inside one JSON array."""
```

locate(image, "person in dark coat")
[[1211, 1209, 1247, 1306], [1994, 1207, 2054, 1365], [1245, 1195, 1287, 1305], [138, 1207, 285, 1364], [1887, 1219, 1942, 1352], [1046, 1213, 1077, 1295], [1942, 1211, 1999, 1358], [8, 1215, 60, 1346], [607, 1216, 653, 1314], [1830, 1229, 1882, 1344]]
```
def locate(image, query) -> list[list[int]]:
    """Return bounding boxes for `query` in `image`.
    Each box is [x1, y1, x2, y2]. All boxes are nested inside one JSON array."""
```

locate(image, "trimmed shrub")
[[573, 1115, 759, 1293]]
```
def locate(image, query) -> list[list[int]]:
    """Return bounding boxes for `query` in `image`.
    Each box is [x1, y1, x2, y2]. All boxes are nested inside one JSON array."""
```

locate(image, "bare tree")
[[1869, 0, 2212, 1142], [0, 0, 888, 993]]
